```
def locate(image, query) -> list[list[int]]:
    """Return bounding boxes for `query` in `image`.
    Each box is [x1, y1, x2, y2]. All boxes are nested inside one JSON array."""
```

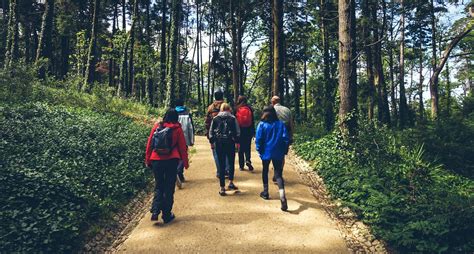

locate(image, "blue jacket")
[[256, 120, 289, 160]]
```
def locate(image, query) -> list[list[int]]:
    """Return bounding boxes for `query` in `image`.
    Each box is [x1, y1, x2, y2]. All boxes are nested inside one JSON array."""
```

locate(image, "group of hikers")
[[144, 88, 294, 224]]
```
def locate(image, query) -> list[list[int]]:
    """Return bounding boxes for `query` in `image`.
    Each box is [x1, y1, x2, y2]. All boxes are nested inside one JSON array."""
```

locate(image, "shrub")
[[0, 102, 150, 252], [293, 121, 474, 253]]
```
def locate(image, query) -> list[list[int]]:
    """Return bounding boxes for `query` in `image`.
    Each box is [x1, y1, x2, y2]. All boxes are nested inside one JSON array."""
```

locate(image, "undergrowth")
[[294, 121, 474, 253]]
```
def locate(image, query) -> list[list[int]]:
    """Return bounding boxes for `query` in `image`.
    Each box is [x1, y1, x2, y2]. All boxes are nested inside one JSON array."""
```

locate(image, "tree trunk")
[[230, 0, 239, 104], [429, 0, 439, 119], [389, 0, 397, 125], [159, 0, 167, 105], [4, 0, 19, 69], [362, 0, 375, 120], [272, 0, 284, 102], [373, 0, 390, 125], [128, 0, 139, 97], [418, 47, 424, 120], [398, 0, 409, 128], [35, 0, 54, 78], [445, 57, 451, 117], [338, 0, 357, 136], [321, 0, 334, 131], [165, 0, 181, 107], [429, 25, 473, 107], [83, 0, 99, 92]]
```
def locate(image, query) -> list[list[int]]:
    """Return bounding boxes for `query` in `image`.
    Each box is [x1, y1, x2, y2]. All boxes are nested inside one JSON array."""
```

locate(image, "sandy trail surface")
[[117, 136, 348, 253]]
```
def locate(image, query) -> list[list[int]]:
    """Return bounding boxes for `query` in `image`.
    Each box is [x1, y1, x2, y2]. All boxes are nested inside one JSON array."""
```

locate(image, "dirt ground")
[[117, 136, 349, 253]]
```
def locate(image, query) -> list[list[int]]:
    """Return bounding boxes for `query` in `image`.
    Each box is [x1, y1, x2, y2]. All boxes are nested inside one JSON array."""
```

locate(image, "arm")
[[189, 113, 195, 146], [282, 123, 290, 153], [145, 123, 159, 166], [177, 128, 189, 169], [234, 117, 241, 143], [208, 118, 215, 144], [255, 122, 264, 154]]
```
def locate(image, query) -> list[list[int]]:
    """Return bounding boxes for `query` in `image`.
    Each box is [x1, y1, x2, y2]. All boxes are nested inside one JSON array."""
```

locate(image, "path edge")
[[288, 149, 389, 253]]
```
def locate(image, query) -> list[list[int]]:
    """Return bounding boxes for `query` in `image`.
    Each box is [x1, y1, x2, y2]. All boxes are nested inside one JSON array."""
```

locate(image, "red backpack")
[[236, 106, 253, 128]]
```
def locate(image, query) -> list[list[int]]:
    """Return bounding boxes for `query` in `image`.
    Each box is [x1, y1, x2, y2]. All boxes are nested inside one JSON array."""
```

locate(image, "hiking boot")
[[280, 198, 288, 211], [151, 212, 160, 221], [246, 161, 254, 171], [163, 213, 176, 224], [260, 191, 269, 200], [178, 173, 185, 182], [228, 183, 238, 190], [219, 188, 226, 196], [176, 175, 183, 189]]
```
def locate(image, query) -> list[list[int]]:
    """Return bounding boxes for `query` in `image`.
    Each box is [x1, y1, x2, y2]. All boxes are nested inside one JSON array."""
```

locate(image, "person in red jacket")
[[145, 108, 189, 223]]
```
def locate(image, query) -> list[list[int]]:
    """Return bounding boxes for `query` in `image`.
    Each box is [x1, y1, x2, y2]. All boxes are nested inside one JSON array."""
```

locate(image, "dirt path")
[[117, 136, 349, 253]]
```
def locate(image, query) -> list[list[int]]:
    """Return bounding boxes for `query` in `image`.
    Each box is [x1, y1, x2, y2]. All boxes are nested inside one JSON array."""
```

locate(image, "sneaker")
[[228, 183, 238, 190], [260, 191, 269, 200], [246, 161, 254, 171], [163, 213, 176, 224], [280, 198, 288, 211], [176, 175, 183, 189], [219, 188, 226, 196], [151, 213, 159, 221]]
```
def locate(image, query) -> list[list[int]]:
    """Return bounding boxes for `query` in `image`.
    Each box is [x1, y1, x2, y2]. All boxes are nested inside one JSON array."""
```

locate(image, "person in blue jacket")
[[256, 105, 290, 211]]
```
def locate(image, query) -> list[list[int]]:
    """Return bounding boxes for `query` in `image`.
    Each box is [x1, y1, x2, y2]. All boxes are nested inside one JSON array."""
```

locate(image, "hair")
[[174, 98, 184, 107], [162, 108, 179, 123], [236, 95, 247, 108], [261, 105, 278, 122], [220, 103, 232, 112], [271, 96, 280, 105], [214, 89, 224, 100]]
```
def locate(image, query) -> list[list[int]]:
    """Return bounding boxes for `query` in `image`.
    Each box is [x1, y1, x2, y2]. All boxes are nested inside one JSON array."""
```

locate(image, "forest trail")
[[117, 136, 349, 253]]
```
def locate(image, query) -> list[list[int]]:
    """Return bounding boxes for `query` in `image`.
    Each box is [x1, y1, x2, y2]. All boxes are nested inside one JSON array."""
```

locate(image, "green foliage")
[[0, 102, 150, 252], [294, 121, 474, 253]]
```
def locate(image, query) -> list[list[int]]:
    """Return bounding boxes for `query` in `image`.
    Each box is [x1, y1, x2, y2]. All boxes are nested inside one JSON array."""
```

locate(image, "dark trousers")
[[238, 131, 252, 168], [216, 142, 235, 187], [262, 159, 284, 189], [151, 159, 178, 216]]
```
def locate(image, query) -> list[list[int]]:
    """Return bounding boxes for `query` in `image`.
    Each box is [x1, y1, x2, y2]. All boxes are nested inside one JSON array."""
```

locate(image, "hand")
[[145, 162, 151, 168], [235, 143, 240, 151], [211, 143, 215, 149]]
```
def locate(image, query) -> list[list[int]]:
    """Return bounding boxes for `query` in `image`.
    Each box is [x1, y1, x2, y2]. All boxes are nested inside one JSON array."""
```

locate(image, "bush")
[[293, 121, 474, 253], [0, 102, 150, 252]]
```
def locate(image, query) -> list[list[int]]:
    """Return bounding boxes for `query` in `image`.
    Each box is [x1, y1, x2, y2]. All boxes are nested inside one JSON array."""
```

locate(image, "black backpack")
[[151, 125, 174, 155], [213, 116, 235, 143]]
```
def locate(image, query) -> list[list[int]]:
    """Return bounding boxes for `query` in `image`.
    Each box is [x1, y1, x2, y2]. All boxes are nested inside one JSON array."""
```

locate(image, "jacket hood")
[[162, 122, 182, 129], [175, 106, 187, 113], [217, 111, 233, 117]]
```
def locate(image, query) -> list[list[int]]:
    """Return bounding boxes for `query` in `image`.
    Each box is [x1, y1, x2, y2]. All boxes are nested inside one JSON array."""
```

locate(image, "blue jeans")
[[212, 147, 229, 176]]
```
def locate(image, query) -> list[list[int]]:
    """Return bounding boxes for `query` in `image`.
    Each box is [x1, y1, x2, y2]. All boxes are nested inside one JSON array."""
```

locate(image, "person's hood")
[[175, 106, 187, 113], [217, 111, 233, 117], [162, 122, 182, 129]]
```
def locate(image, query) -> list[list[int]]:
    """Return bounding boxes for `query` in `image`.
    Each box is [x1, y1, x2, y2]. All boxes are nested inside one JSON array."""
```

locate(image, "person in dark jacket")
[[256, 105, 290, 211], [175, 99, 195, 187], [205, 88, 229, 178], [235, 95, 255, 171], [145, 109, 189, 223], [209, 103, 240, 196]]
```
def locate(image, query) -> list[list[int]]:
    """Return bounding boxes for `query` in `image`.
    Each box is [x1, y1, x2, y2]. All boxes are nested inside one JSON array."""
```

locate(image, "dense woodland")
[[1, 0, 473, 252]]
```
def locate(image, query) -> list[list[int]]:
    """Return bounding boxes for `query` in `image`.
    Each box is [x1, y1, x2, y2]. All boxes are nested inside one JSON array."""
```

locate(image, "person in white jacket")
[[175, 99, 195, 187]]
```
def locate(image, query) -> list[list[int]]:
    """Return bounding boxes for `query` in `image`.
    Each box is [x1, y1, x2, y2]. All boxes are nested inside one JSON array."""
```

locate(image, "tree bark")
[[83, 0, 99, 92], [128, 0, 139, 97], [338, 0, 358, 136], [389, 0, 397, 125], [321, 0, 334, 131], [159, 0, 167, 105], [272, 0, 284, 102], [362, 0, 375, 120], [35, 0, 55, 78], [4, 0, 19, 69], [418, 45, 424, 120], [165, 0, 181, 107], [429, 0, 439, 119], [231, 0, 239, 104], [429, 25, 473, 108], [398, 0, 409, 128]]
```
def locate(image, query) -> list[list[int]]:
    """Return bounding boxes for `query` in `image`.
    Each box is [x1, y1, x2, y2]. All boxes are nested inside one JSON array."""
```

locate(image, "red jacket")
[[145, 122, 189, 168]]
